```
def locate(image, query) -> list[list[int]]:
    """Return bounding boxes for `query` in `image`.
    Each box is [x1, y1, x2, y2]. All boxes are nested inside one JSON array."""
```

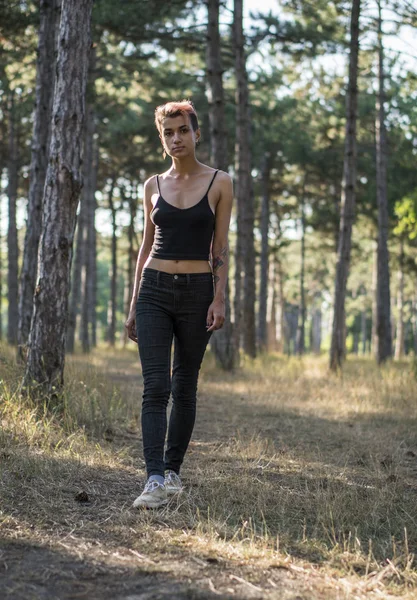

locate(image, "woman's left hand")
[[206, 298, 225, 332]]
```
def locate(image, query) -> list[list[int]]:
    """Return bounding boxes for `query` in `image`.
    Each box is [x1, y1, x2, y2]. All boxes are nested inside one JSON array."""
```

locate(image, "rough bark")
[[25, 0, 94, 390], [107, 179, 117, 346], [206, 0, 227, 170], [7, 91, 19, 346], [329, 0, 361, 370], [258, 154, 270, 352], [394, 238, 405, 359], [18, 0, 60, 358], [234, 0, 256, 357], [206, 0, 237, 370], [375, 0, 392, 364]]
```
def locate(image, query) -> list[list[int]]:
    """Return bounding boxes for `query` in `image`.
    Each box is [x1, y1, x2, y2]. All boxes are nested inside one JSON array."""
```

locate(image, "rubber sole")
[[132, 497, 169, 509]]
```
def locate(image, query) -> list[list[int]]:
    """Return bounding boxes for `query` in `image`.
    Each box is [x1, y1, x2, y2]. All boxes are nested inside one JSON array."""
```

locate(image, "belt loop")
[[156, 271, 160, 287]]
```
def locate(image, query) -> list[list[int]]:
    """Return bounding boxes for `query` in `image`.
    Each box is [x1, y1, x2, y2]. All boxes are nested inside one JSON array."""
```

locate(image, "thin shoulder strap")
[[155, 175, 161, 195], [206, 170, 219, 195]]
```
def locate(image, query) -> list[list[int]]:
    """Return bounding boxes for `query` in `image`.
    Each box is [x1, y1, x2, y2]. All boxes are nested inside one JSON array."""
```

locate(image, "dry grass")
[[1, 341, 417, 599]]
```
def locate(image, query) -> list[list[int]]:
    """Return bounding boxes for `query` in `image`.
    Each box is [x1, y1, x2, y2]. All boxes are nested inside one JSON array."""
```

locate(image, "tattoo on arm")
[[213, 246, 228, 273], [213, 257, 224, 270], [212, 246, 228, 290]]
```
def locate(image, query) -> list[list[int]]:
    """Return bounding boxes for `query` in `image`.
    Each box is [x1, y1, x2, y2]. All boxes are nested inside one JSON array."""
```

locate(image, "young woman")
[[125, 100, 233, 509]]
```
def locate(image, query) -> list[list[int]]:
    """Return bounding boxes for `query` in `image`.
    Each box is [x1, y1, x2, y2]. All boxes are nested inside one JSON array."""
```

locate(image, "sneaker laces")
[[165, 471, 181, 485], [144, 480, 163, 493]]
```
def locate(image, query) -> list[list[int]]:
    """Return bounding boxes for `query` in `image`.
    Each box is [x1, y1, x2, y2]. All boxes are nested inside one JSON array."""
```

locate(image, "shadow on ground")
[[0, 538, 235, 600]]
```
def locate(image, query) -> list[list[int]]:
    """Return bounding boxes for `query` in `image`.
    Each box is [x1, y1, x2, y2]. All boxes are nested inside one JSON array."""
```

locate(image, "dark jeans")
[[136, 268, 213, 478]]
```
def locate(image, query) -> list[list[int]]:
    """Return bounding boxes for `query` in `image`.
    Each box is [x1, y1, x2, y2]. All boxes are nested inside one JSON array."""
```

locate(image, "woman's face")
[[160, 114, 200, 159]]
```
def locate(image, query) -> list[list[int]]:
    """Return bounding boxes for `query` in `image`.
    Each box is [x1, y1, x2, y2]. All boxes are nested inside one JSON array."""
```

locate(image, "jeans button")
[[174, 275, 178, 280]]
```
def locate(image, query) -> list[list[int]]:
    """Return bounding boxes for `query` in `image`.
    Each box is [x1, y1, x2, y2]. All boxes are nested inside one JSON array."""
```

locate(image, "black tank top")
[[150, 170, 218, 261]]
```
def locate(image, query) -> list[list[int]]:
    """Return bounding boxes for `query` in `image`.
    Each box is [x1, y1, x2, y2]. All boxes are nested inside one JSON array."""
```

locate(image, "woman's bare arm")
[[207, 172, 233, 332]]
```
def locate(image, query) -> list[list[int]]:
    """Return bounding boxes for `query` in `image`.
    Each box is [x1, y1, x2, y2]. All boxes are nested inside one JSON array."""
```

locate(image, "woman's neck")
[[169, 156, 203, 177]]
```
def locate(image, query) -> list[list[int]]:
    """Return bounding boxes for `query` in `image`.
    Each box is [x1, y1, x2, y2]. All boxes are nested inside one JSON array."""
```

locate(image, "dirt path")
[[1, 349, 416, 599]]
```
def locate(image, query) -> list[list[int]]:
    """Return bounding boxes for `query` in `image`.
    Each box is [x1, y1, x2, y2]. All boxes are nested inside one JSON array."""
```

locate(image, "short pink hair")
[[154, 100, 199, 135]]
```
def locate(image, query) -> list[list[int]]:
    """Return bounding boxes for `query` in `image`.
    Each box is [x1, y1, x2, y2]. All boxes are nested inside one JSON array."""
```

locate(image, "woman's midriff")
[[145, 256, 212, 274]]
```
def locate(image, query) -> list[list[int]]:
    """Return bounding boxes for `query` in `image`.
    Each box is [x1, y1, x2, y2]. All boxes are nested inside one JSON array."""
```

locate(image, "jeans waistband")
[[142, 267, 213, 285]]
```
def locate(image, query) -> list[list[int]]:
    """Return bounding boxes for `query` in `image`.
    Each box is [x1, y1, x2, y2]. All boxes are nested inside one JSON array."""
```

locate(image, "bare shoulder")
[[215, 169, 232, 185], [143, 175, 158, 195], [215, 170, 233, 196], [214, 170, 233, 201]]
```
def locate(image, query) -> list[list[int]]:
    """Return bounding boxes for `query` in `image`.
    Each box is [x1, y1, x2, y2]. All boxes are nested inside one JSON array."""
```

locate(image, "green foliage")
[[2, 0, 417, 354], [394, 192, 417, 240]]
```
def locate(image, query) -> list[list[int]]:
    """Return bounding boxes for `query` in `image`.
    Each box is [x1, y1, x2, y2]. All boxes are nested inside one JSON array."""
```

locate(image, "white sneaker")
[[132, 479, 168, 509], [164, 470, 183, 496]]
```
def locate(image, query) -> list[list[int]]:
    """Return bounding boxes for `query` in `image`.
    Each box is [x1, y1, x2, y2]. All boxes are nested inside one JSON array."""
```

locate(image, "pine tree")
[[25, 0, 94, 390]]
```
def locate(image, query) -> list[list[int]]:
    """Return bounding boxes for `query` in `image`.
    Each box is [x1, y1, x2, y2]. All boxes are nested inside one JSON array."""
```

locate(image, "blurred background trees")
[[0, 0, 416, 383]]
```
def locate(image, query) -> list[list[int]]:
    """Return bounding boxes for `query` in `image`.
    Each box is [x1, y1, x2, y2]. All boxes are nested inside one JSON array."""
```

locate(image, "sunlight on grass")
[[1, 342, 417, 598]]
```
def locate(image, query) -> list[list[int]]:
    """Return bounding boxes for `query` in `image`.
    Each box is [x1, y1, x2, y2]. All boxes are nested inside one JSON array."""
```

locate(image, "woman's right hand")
[[125, 310, 137, 343]]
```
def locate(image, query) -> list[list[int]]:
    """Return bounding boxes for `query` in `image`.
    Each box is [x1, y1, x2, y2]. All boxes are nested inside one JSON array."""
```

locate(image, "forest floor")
[[1, 343, 417, 599]]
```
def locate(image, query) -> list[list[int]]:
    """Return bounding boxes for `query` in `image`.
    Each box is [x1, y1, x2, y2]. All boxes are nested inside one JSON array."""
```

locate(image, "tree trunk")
[[66, 38, 97, 354], [107, 179, 117, 346], [0, 184, 3, 340], [25, 0, 94, 390], [18, 0, 60, 358], [258, 153, 271, 352], [310, 293, 322, 355], [122, 187, 137, 346], [353, 315, 360, 354], [394, 238, 405, 359], [206, 0, 237, 370], [413, 284, 417, 356], [276, 259, 285, 353], [361, 308, 367, 354], [66, 194, 86, 352], [296, 179, 307, 355], [375, 0, 392, 364], [234, 0, 256, 358], [329, 0, 361, 370], [90, 141, 99, 348], [80, 48, 96, 353], [7, 91, 19, 346], [371, 238, 378, 354], [206, 0, 227, 170], [286, 306, 298, 356], [404, 320, 411, 355], [266, 254, 277, 350]]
